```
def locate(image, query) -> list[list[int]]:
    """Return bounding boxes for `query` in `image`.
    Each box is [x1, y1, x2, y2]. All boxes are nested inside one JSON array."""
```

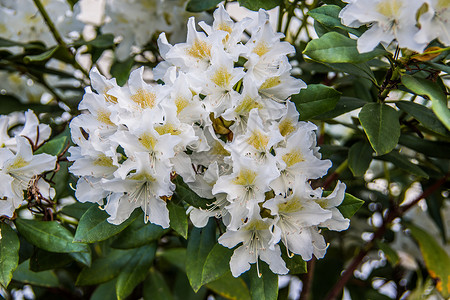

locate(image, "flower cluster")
[[69, 5, 349, 277], [0, 110, 57, 218], [339, 0, 450, 53], [100, 0, 209, 61], [0, 0, 83, 46]]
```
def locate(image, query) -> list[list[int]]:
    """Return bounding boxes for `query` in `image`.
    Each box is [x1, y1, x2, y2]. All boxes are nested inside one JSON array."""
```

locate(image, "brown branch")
[[323, 173, 449, 300]]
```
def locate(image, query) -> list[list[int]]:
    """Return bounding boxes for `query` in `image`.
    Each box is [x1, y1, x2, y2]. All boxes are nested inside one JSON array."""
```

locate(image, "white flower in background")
[[0, 0, 83, 46], [339, 0, 427, 53], [415, 0, 450, 46]]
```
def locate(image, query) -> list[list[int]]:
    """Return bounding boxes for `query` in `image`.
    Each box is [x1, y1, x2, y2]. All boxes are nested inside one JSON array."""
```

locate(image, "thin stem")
[[323, 173, 449, 300], [299, 257, 316, 300], [32, 0, 89, 78]]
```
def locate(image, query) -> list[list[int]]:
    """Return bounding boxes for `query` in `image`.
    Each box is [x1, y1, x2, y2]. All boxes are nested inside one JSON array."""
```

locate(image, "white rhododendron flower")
[[0, 111, 57, 218], [69, 4, 350, 278], [415, 0, 450, 46], [339, 0, 436, 53]]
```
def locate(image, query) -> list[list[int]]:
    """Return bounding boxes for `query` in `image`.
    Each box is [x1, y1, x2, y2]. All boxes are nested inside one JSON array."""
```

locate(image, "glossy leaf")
[[401, 74, 450, 130], [35, 135, 68, 156], [168, 201, 188, 239], [206, 271, 251, 300], [315, 96, 367, 119], [143, 268, 173, 300], [308, 5, 362, 36], [30, 249, 73, 272], [0, 223, 20, 288], [238, 0, 282, 11], [24, 46, 59, 63], [158, 248, 186, 271], [74, 205, 139, 243], [348, 141, 373, 177], [111, 216, 167, 249], [60, 202, 94, 220], [336, 193, 365, 219], [69, 249, 92, 267], [116, 243, 157, 300], [303, 32, 386, 63], [174, 176, 214, 209], [15, 219, 89, 253], [91, 279, 117, 300], [376, 241, 399, 265], [291, 84, 341, 120], [249, 262, 278, 300], [398, 135, 450, 159], [359, 103, 400, 155], [12, 260, 59, 287], [186, 0, 222, 12], [396, 101, 447, 135], [186, 219, 216, 292], [407, 223, 450, 298], [202, 243, 233, 286], [111, 57, 135, 86], [283, 251, 307, 275]]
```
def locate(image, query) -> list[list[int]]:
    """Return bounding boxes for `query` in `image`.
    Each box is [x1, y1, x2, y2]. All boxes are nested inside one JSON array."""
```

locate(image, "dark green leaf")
[[186, 0, 222, 12], [0, 37, 25, 48], [90, 279, 117, 300], [398, 135, 450, 159], [186, 219, 216, 292], [376, 151, 429, 178], [35, 135, 68, 156], [206, 271, 251, 300], [407, 223, 450, 298], [69, 249, 92, 267], [396, 101, 447, 135], [168, 201, 188, 239], [76, 249, 136, 286], [111, 57, 135, 86], [359, 103, 400, 155], [337, 193, 365, 219], [238, 0, 282, 11], [60, 202, 95, 220], [283, 252, 307, 275], [401, 74, 450, 130], [85, 34, 115, 48], [348, 141, 373, 177], [303, 32, 386, 63], [74, 205, 139, 243], [12, 260, 59, 287], [249, 262, 278, 300], [308, 5, 362, 36], [158, 248, 186, 271], [315, 97, 368, 119], [0, 95, 63, 115], [15, 219, 89, 253], [116, 243, 157, 300], [29, 249, 73, 272], [111, 215, 167, 249], [291, 84, 340, 120], [202, 244, 233, 285], [0, 223, 20, 288], [24, 47, 59, 63], [143, 268, 173, 300], [174, 176, 214, 209]]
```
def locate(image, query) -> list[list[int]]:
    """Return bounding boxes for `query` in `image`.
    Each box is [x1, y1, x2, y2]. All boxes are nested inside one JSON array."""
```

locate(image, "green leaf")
[[401, 74, 450, 131], [186, 219, 216, 292], [12, 260, 59, 287], [111, 216, 167, 249], [174, 176, 214, 209], [399, 135, 450, 159], [0, 223, 20, 288], [315, 96, 368, 119], [158, 248, 186, 271], [0, 95, 63, 115], [337, 193, 365, 219], [202, 244, 233, 286], [283, 252, 307, 275], [348, 141, 373, 177], [238, 0, 282, 11], [376, 241, 399, 266], [359, 103, 400, 155], [376, 151, 429, 178], [15, 219, 89, 253], [29, 249, 73, 272], [85, 34, 115, 48], [74, 205, 139, 243], [60, 202, 95, 220], [0, 37, 25, 48], [308, 5, 363, 37], [186, 0, 222, 12], [76, 249, 137, 286], [249, 262, 278, 300], [111, 57, 135, 86], [206, 271, 251, 300], [34, 135, 68, 156], [291, 84, 341, 120], [407, 223, 450, 298], [168, 201, 188, 239], [116, 243, 157, 300], [24, 47, 59, 63], [69, 249, 92, 267], [90, 279, 117, 300], [396, 101, 447, 135], [303, 32, 386, 63], [143, 268, 174, 300]]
